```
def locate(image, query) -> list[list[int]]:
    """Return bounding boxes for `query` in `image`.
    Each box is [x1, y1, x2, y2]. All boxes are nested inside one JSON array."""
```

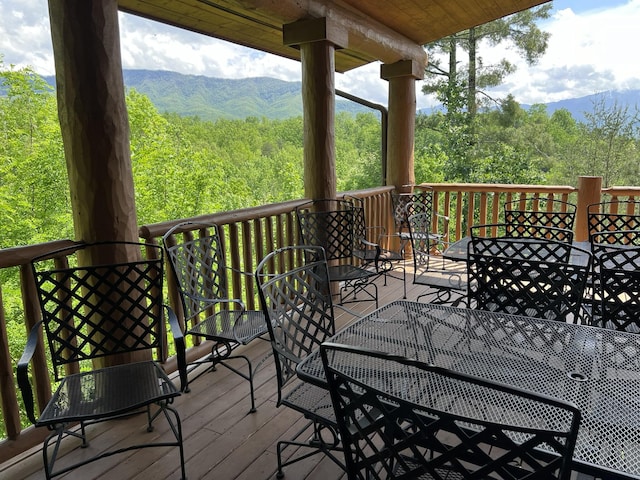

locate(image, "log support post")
[[284, 17, 347, 200], [381, 59, 424, 193], [575, 176, 603, 241], [48, 0, 139, 247], [48, 0, 146, 366]]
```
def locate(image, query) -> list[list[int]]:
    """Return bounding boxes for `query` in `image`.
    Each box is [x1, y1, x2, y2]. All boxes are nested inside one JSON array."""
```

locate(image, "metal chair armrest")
[[17, 321, 43, 425]]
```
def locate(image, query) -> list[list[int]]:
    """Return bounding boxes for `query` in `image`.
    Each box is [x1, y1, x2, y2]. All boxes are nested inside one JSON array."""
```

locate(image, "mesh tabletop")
[[297, 301, 640, 478], [39, 361, 179, 425]]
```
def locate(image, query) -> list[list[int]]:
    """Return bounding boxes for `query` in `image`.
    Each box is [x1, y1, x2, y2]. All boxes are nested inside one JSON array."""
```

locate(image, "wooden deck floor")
[[1, 268, 423, 480]]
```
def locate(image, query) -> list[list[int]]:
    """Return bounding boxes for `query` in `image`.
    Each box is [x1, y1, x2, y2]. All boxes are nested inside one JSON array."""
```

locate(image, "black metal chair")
[[408, 212, 465, 304], [255, 245, 344, 478], [162, 221, 269, 412], [589, 229, 640, 308], [594, 246, 640, 332], [296, 199, 380, 308], [390, 188, 438, 243], [590, 229, 640, 256], [588, 200, 640, 240], [320, 342, 581, 480], [504, 197, 576, 242], [344, 195, 406, 298], [467, 236, 591, 322], [18, 241, 187, 480]]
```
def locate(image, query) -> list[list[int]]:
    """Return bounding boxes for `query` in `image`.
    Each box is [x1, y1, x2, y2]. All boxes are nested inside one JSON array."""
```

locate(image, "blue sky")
[[1, 1, 639, 109]]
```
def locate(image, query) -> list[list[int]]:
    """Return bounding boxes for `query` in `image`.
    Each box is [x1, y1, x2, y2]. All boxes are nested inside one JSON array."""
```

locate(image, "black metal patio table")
[[297, 300, 640, 479]]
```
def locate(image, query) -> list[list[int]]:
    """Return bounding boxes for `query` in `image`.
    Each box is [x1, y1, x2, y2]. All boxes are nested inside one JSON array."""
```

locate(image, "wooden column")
[[381, 60, 424, 191], [48, 0, 139, 247], [575, 175, 603, 241], [48, 1, 146, 367], [284, 18, 347, 200]]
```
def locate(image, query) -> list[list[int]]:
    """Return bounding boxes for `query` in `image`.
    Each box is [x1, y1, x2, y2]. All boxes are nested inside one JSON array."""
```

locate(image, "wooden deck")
[[1, 269, 420, 480]]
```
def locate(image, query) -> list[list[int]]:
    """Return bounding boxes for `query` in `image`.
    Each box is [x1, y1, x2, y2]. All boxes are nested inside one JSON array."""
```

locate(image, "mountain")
[[42, 69, 373, 121], [40, 69, 640, 123], [419, 90, 640, 124], [522, 90, 640, 123]]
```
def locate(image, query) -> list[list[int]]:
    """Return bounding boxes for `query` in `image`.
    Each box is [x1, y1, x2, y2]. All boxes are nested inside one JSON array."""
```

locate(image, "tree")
[[572, 95, 639, 187], [419, 5, 551, 181], [423, 4, 551, 118]]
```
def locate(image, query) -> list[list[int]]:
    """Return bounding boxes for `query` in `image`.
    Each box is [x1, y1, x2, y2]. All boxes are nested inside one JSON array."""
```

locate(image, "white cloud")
[[2, 0, 640, 110], [483, 0, 640, 105]]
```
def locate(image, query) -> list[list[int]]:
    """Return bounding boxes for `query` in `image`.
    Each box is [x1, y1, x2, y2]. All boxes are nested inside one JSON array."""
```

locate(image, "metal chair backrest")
[[296, 199, 358, 262], [391, 189, 433, 233], [467, 236, 591, 322], [504, 197, 576, 241], [596, 246, 640, 332], [31, 241, 165, 381], [588, 200, 640, 240], [163, 222, 230, 326], [470, 222, 574, 244], [255, 245, 336, 403], [321, 343, 581, 480]]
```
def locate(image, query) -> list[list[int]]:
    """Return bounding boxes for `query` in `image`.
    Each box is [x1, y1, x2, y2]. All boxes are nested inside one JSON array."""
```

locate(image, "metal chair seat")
[[39, 361, 179, 425], [187, 309, 267, 344], [281, 379, 337, 426]]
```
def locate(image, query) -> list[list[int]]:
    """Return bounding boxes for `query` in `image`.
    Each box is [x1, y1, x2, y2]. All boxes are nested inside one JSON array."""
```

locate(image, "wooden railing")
[[0, 179, 639, 462]]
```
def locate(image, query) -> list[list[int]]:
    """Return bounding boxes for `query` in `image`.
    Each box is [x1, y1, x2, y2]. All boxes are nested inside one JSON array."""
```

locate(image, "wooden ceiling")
[[118, 0, 551, 73]]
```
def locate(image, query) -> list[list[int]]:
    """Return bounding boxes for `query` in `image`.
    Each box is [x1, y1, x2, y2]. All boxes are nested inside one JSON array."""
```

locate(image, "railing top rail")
[[421, 183, 577, 194], [0, 240, 77, 269], [601, 186, 640, 197], [139, 199, 308, 239]]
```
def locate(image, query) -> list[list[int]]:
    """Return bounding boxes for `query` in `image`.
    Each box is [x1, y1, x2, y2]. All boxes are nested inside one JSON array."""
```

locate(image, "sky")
[[0, 0, 638, 110]]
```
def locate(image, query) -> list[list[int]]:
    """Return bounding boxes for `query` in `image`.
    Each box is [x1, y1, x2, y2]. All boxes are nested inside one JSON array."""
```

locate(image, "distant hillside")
[[523, 90, 640, 123], [419, 90, 640, 124], [39, 69, 640, 123], [43, 69, 373, 121]]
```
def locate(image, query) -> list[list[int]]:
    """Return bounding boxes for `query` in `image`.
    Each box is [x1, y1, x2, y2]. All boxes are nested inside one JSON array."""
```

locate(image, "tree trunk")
[[468, 27, 477, 119]]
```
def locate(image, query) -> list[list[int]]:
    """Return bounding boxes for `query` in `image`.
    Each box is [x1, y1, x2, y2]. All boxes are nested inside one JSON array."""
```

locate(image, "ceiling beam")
[[233, 0, 428, 68]]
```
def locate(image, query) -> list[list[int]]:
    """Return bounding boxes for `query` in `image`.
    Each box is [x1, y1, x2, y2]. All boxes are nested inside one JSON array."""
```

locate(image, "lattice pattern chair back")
[[470, 222, 574, 244], [320, 343, 581, 480], [164, 223, 229, 326], [32, 242, 166, 379], [596, 246, 640, 332], [391, 189, 433, 236], [588, 200, 640, 239], [297, 199, 356, 262], [255, 245, 336, 398], [468, 237, 591, 322], [342, 195, 381, 266], [504, 197, 576, 242]]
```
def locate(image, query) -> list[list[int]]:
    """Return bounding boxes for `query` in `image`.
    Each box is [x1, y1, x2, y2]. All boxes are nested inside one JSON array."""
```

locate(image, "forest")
[[1, 58, 640, 435]]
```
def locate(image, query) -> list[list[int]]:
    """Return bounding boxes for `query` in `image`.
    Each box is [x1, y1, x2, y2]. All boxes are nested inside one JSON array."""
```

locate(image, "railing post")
[[575, 176, 602, 241]]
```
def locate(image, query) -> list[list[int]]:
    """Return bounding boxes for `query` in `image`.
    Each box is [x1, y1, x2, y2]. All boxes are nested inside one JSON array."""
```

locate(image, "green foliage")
[[0, 61, 71, 248]]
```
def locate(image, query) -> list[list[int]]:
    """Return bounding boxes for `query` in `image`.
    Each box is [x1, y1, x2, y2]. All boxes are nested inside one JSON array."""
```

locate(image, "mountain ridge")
[[41, 69, 640, 123], [43, 69, 373, 121]]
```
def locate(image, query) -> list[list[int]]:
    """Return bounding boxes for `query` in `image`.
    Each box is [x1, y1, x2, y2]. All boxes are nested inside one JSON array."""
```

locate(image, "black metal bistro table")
[[297, 300, 640, 479]]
